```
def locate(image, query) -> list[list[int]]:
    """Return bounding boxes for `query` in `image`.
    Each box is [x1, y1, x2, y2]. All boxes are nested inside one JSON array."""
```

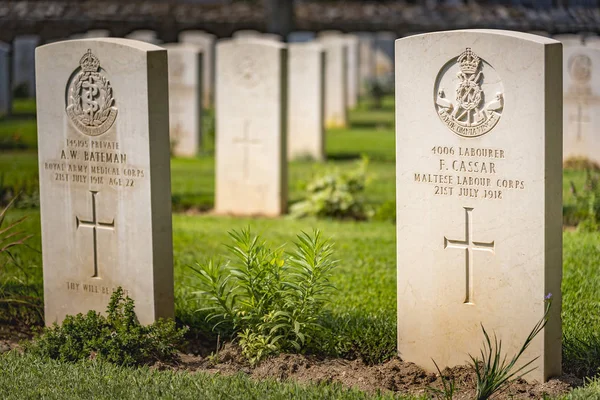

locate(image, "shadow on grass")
[[327, 152, 363, 161]]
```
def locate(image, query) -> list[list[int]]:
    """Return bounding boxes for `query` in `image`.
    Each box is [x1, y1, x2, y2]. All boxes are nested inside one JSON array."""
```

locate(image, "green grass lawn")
[[2, 97, 600, 398]]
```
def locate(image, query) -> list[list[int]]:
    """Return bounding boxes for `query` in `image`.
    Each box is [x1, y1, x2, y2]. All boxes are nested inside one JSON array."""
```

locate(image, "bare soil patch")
[[171, 343, 578, 399], [0, 325, 579, 398]]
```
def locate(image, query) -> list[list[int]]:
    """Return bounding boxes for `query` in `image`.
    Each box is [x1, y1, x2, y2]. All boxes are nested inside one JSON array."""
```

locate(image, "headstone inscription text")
[[396, 30, 562, 383], [37, 39, 173, 325]]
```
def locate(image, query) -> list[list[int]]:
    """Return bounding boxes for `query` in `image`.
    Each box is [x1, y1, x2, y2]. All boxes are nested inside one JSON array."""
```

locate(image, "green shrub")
[[290, 157, 373, 220], [567, 170, 600, 231], [25, 287, 188, 366], [190, 228, 338, 364]]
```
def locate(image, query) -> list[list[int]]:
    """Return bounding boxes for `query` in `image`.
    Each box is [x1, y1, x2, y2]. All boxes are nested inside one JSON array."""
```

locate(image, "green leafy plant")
[[290, 157, 373, 220], [470, 295, 552, 400], [190, 228, 338, 364], [427, 360, 456, 400], [26, 287, 188, 366]]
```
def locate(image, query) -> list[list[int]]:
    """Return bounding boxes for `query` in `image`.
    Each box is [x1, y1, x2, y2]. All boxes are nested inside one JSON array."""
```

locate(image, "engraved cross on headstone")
[[443, 207, 495, 305], [233, 120, 261, 181], [569, 102, 591, 141], [76, 190, 115, 278]]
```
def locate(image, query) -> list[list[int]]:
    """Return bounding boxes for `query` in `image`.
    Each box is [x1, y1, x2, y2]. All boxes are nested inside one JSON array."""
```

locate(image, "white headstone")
[[319, 35, 347, 128], [126, 30, 162, 45], [35, 39, 174, 325], [345, 34, 360, 109], [288, 42, 325, 161], [0, 42, 11, 116], [395, 30, 562, 383], [563, 45, 600, 163], [215, 39, 287, 216], [13, 35, 40, 98], [164, 43, 203, 157], [179, 30, 216, 108], [357, 32, 375, 97]]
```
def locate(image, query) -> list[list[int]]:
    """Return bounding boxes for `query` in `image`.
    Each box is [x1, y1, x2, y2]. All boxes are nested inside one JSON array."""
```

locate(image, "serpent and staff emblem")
[[435, 48, 503, 138], [66, 49, 117, 136]]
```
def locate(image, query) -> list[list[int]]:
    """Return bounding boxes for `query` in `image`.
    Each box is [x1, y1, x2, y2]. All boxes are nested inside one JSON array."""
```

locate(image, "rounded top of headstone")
[[219, 37, 286, 50], [179, 30, 216, 43], [398, 29, 559, 46], [36, 38, 167, 55]]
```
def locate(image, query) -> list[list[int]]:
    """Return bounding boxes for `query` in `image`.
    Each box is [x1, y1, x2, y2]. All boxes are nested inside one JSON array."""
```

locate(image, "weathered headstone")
[[288, 42, 325, 161], [288, 31, 315, 43], [396, 30, 562, 382], [319, 35, 347, 128], [563, 45, 600, 163], [126, 30, 162, 45], [13, 35, 39, 98], [0, 42, 11, 116], [164, 43, 203, 157], [357, 32, 375, 97], [345, 34, 360, 109], [215, 39, 287, 216], [179, 30, 216, 108], [36, 39, 174, 325]]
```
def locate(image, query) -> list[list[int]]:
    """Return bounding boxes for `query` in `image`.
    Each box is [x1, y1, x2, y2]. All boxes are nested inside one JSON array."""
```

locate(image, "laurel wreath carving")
[[69, 71, 115, 127]]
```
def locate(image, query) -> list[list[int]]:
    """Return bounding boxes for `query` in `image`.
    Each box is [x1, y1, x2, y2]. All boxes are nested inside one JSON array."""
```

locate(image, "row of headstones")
[[0, 29, 394, 116], [36, 30, 561, 384], [165, 30, 374, 160]]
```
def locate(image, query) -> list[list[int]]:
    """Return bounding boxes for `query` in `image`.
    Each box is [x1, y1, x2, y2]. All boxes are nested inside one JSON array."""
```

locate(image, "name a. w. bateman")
[[83, 151, 127, 164]]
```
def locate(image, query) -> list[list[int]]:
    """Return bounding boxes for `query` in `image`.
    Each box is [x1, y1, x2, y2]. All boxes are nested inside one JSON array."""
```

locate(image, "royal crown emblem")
[[435, 48, 504, 138], [66, 49, 117, 136]]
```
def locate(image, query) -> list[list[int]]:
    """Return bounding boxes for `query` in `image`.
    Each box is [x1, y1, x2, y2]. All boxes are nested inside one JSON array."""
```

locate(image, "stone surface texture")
[[288, 42, 325, 161], [395, 30, 562, 383], [215, 38, 287, 216], [36, 38, 174, 325], [165, 43, 203, 157], [563, 45, 600, 163]]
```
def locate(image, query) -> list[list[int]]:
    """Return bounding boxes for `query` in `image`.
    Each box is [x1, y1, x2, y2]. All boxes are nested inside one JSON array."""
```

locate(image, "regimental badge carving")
[[435, 48, 504, 138], [235, 53, 261, 89], [66, 49, 117, 136], [569, 54, 592, 85]]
